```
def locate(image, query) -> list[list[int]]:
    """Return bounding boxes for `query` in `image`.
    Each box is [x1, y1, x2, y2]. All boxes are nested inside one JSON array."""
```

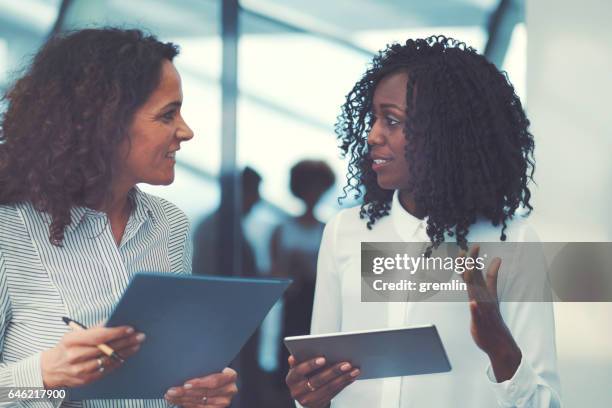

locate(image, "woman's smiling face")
[[116, 59, 194, 187], [367, 71, 411, 191]]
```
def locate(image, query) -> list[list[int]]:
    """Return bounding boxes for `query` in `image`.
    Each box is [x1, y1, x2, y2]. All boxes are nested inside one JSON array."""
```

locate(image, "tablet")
[[69, 272, 291, 400], [284, 325, 451, 380]]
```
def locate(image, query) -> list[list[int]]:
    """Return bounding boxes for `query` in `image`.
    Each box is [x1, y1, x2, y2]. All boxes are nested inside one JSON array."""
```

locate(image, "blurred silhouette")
[[270, 160, 336, 400], [193, 166, 261, 277], [192, 166, 262, 408]]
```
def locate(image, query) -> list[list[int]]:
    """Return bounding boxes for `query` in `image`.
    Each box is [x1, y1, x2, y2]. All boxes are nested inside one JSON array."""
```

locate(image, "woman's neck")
[[398, 190, 426, 220], [95, 182, 133, 221], [96, 182, 134, 245]]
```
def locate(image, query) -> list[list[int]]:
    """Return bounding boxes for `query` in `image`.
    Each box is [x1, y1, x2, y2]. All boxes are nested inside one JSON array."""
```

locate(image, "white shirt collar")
[[390, 190, 429, 242]]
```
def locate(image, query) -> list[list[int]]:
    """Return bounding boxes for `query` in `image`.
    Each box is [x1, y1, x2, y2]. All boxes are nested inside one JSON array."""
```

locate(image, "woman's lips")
[[372, 158, 392, 171]]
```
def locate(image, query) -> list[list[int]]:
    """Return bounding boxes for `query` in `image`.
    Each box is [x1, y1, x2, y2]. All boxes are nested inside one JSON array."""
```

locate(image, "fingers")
[[459, 247, 480, 301], [294, 369, 359, 407], [460, 246, 498, 304], [165, 388, 233, 408], [65, 333, 144, 362], [164, 388, 237, 407], [469, 299, 481, 320], [114, 344, 141, 359], [181, 403, 230, 408], [62, 346, 101, 364], [316, 368, 360, 398], [179, 379, 237, 399], [107, 332, 146, 351], [70, 358, 105, 377], [288, 355, 296, 368], [285, 357, 326, 384], [287, 360, 360, 407], [64, 326, 135, 346], [182, 368, 237, 390], [463, 246, 484, 284], [166, 370, 238, 408], [62, 355, 119, 387], [485, 257, 501, 300], [305, 362, 353, 389], [221, 367, 236, 377], [207, 374, 238, 398]]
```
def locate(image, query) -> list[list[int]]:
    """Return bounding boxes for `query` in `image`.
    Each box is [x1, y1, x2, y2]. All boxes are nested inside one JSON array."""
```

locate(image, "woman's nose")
[[367, 124, 384, 146], [177, 120, 194, 141]]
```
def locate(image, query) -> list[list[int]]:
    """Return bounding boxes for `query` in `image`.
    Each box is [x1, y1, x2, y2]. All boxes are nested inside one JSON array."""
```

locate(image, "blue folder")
[[68, 272, 291, 400]]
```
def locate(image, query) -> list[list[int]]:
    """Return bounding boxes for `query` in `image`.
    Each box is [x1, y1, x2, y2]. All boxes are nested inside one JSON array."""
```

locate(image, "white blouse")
[[306, 191, 561, 407]]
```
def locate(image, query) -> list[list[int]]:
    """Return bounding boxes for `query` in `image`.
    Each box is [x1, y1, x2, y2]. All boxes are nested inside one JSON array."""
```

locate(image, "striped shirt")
[[0, 187, 192, 407]]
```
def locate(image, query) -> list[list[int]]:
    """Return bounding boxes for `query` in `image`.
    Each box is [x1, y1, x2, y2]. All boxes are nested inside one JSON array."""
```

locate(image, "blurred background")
[[1, 0, 610, 406]]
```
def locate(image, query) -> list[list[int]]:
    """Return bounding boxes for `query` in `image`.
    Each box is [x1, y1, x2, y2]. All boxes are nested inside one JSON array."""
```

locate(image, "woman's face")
[[367, 71, 411, 191], [117, 60, 193, 187]]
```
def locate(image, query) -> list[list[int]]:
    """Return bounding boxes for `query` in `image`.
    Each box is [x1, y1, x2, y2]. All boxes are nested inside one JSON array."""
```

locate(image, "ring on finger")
[[96, 357, 105, 373], [202, 390, 208, 403], [305, 379, 316, 392]]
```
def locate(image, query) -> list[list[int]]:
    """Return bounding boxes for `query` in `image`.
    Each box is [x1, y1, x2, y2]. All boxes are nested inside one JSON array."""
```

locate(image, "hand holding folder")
[[163, 367, 238, 406], [54, 315, 239, 405], [68, 273, 291, 400]]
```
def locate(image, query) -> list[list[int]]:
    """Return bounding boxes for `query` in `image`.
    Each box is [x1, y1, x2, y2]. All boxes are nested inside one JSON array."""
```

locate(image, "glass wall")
[[0, 0, 61, 93]]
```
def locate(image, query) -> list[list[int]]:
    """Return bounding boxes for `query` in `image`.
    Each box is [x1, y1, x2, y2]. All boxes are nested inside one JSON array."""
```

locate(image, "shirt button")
[[517, 397, 524, 406], [509, 384, 517, 393]]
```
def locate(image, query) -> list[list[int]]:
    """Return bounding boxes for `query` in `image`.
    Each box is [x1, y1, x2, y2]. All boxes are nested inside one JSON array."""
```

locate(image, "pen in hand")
[[61, 317, 126, 364]]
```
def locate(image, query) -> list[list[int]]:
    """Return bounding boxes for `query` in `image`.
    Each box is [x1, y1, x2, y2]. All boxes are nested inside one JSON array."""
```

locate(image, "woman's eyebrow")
[[380, 103, 404, 111], [159, 101, 182, 111]]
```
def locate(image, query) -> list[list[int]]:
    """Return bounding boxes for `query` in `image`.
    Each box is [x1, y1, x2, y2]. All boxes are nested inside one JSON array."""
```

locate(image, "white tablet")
[[284, 325, 451, 380]]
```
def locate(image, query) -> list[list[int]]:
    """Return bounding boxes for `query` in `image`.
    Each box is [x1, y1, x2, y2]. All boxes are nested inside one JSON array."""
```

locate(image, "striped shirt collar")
[[67, 186, 155, 233]]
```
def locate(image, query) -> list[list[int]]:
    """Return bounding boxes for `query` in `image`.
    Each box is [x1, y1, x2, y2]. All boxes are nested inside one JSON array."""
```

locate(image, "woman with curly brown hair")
[[0, 28, 237, 407], [286, 37, 560, 407]]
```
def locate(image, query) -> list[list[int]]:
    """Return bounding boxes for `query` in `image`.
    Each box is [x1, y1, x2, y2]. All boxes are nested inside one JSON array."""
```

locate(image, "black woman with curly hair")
[[0, 28, 237, 407], [286, 37, 560, 408]]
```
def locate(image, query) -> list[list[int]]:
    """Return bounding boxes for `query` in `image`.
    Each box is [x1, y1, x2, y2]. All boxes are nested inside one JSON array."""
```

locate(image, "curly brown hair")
[[0, 28, 178, 246], [337, 36, 535, 251]]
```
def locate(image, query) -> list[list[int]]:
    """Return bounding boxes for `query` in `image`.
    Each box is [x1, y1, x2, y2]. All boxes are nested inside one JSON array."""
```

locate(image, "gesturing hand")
[[164, 367, 238, 408], [41, 325, 145, 388], [286, 355, 360, 408], [460, 245, 522, 382]]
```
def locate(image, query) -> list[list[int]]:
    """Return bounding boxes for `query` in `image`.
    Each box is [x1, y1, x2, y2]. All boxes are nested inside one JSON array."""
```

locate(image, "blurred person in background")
[[270, 159, 335, 404], [192, 166, 261, 278], [285, 36, 560, 408], [0, 28, 237, 407], [192, 166, 262, 408]]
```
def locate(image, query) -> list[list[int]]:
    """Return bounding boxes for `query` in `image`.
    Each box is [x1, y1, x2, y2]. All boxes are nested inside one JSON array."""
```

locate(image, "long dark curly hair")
[[0, 28, 178, 246], [337, 36, 535, 250]]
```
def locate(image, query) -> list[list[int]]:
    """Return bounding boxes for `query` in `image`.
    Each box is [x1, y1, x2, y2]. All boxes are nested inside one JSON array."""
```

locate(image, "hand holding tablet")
[[285, 325, 451, 406], [286, 355, 360, 408]]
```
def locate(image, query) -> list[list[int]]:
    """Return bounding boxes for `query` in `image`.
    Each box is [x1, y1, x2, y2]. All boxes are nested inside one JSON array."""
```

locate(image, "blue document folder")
[[68, 273, 291, 400]]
